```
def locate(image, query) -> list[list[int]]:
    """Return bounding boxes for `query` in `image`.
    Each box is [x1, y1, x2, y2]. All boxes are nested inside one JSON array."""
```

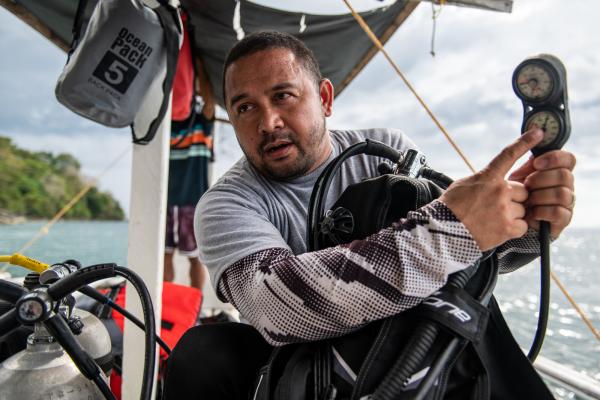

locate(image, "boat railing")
[[535, 355, 600, 399]]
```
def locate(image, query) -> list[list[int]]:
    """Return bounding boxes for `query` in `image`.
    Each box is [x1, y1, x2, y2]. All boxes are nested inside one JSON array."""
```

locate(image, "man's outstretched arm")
[[215, 129, 575, 345], [219, 200, 481, 346]]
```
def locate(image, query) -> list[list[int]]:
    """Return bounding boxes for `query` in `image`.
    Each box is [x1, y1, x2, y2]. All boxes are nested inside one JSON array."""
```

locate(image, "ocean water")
[[1, 221, 598, 397]]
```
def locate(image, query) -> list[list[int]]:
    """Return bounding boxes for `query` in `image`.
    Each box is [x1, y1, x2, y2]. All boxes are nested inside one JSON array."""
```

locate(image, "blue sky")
[[1, 0, 599, 228]]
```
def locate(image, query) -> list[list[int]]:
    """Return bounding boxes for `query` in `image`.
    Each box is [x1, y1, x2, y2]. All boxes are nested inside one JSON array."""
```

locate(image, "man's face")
[[224, 48, 333, 180]]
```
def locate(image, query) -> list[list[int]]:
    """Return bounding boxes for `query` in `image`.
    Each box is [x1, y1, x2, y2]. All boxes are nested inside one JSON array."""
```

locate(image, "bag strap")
[[131, 3, 182, 145], [68, 0, 89, 61]]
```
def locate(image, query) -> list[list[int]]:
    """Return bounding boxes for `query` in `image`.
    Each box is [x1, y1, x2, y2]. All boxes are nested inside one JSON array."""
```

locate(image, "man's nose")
[[258, 105, 284, 133]]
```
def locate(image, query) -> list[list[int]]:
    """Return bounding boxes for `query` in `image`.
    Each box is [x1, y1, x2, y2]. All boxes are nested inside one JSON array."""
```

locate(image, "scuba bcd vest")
[[252, 139, 554, 400]]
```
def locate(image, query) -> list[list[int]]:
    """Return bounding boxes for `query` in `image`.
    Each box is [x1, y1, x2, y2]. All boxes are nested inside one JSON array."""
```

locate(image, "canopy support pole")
[[121, 108, 170, 399]]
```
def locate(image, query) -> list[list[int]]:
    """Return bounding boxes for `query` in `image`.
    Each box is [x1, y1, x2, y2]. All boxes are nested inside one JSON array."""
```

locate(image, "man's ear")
[[319, 78, 334, 117]]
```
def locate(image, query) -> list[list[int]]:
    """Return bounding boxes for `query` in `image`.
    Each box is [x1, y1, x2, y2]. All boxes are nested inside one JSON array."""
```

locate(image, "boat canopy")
[[2, 0, 511, 107]]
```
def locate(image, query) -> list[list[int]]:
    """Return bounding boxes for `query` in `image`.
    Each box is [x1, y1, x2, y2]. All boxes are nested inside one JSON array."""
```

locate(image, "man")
[[164, 96, 214, 290], [163, 17, 215, 290], [164, 32, 576, 399]]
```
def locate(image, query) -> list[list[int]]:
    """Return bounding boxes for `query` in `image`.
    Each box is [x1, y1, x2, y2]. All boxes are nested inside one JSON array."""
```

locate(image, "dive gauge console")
[[512, 54, 571, 156], [512, 54, 571, 362]]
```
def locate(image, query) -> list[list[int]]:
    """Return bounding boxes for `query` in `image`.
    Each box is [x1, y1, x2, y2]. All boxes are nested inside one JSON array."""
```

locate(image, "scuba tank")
[[0, 270, 113, 400], [0, 312, 111, 400], [72, 308, 114, 374], [0, 259, 163, 400]]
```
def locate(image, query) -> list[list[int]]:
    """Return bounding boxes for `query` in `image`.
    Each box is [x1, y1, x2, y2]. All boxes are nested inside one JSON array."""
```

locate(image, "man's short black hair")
[[222, 31, 322, 103]]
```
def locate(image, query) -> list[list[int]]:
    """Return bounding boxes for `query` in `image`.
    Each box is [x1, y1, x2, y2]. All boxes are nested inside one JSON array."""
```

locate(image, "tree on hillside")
[[0, 137, 124, 220]]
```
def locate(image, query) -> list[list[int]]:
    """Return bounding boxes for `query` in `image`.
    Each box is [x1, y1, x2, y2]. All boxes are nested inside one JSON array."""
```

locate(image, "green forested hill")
[[0, 137, 124, 220]]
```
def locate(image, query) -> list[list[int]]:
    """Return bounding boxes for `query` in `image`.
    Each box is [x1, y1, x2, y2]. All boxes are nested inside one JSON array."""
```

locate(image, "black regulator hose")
[[419, 167, 453, 188], [0, 280, 28, 304], [0, 281, 27, 336], [40, 261, 171, 354], [79, 285, 171, 355], [528, 221, 551, 362], [0, 308, 19, 337], [44, 313, 116, 400], [372, 268, 472, 400], [410, 256, 500, 400], [46, 264, 157, 400], [308, 139, 401, 251], [114, 266, 157, 400], [47, 263, 117, 300]]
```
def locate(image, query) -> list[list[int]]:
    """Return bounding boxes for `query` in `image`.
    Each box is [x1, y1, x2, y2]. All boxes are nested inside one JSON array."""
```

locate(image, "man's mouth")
[[263, 140, 294, 159]]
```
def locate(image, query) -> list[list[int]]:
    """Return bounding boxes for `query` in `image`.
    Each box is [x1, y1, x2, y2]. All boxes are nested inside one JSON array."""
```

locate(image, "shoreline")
[[0, 209, 126, 225], [0, 217, 127, 225]]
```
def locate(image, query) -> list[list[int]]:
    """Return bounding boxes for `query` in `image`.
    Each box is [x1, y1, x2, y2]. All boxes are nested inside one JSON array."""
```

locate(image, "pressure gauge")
[[512, 54, 570, 156], [513, 62, 558, 103], [524, 110, 562, 148]]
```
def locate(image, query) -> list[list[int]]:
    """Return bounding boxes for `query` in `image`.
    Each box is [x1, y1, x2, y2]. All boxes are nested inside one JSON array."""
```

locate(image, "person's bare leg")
[[164, 252, 175, 282], [189, 257, 207, 290]]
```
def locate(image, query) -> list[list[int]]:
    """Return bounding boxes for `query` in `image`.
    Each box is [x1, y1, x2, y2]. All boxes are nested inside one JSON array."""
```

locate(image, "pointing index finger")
[[484, 128, 543, 178]]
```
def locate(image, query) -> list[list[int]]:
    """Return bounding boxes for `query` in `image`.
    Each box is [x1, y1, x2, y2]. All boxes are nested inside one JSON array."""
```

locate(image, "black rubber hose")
[[419, 167, 453, 188], [0, 280, 28, 304], [48, 264, 116, 300], [528, 221, 551, 362], [93, 374, 117, 400], [114, 266, 156, 400], [412, 339, 463, 400], [373, 323, 440, 399], [79, 285, 171, 355], [410, 256, 499, 400], [44, 313, 116, 400], [307, 140, 401, 251], [0, 308, 19, 337], [373, 268, 472, 400]]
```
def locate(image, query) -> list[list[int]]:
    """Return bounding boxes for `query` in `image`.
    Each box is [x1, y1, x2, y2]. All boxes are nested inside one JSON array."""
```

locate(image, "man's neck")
[[306, 130, 333, 176]]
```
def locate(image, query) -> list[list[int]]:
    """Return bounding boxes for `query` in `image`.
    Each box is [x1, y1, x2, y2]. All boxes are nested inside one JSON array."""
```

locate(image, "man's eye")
[[237, 103, 253, 114], [274, 92, 291, 101]]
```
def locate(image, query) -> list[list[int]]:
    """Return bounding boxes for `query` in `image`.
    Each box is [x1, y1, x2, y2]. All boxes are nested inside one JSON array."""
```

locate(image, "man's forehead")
[[225, 48, 305, 92]]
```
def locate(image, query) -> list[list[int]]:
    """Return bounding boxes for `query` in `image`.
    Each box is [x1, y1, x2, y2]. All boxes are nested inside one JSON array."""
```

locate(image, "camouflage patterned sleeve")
[[218, 200, 482, 346], [496, 228, 542, 273]]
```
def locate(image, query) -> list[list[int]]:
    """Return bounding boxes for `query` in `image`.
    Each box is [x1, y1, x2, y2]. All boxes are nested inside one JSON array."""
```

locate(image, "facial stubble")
[[250, 117, 327, 181]]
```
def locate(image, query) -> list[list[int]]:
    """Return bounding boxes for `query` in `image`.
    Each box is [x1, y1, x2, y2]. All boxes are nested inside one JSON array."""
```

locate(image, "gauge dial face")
[[515, 64, 554, 101], [525, 111, 561, 147]]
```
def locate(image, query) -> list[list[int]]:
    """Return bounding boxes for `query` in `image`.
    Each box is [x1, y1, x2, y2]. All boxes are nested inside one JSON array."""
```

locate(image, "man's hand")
[[509, 145, 576, 239], [440, 129, 544, 251]]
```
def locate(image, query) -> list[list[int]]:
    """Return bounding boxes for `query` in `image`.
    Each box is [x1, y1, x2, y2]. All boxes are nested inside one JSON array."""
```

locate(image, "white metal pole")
[[121, 110, 170, 399], [121, 3, 178, 395]]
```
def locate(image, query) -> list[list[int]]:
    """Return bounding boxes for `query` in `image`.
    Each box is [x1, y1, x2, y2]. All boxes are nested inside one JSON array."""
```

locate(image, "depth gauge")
[[512, 54, 571, 156]]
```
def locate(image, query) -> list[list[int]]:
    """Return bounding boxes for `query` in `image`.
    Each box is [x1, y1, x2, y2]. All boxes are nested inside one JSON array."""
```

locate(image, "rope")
[[0, 146, 131, 273], [342, 0, 476, 174], [342, 0, 599, 342], [551, 271, 600, 341], [430, 0, 445, 57]]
